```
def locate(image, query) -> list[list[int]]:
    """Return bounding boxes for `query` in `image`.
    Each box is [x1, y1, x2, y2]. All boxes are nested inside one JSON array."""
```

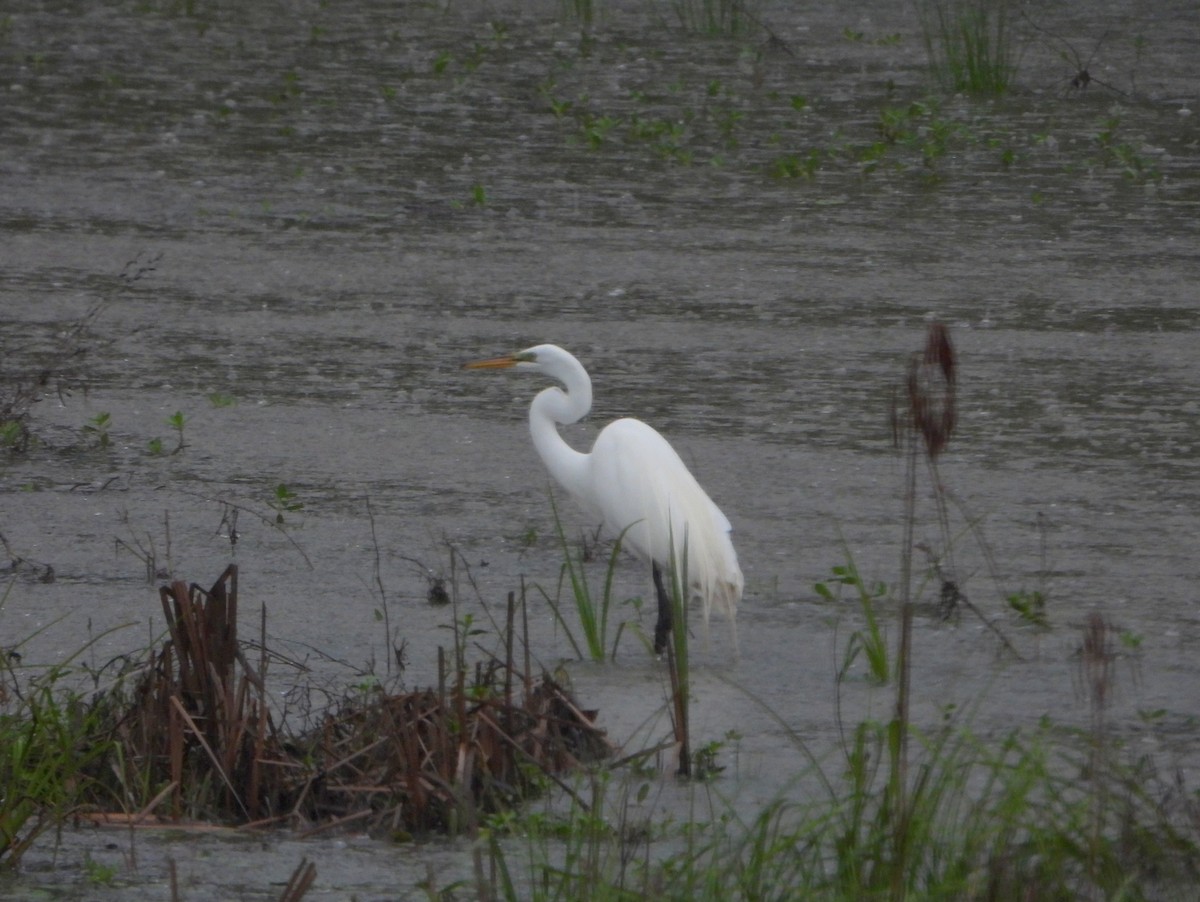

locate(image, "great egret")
[[464, 344, 741, 654]]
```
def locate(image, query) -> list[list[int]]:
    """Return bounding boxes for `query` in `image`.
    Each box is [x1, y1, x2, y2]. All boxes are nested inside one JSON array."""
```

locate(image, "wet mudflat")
[[2, 0, 1199, 897]]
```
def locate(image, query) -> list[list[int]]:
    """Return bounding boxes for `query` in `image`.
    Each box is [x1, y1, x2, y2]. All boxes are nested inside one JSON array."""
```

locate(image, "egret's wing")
[[586, 418, 742, 627]]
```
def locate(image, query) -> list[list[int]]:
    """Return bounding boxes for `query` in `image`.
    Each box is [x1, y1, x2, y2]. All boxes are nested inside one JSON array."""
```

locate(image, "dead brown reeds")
[[95, 566, 610, 837]]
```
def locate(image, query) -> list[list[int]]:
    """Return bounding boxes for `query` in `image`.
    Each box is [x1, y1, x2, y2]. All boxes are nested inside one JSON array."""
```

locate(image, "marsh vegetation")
[[2, 0, 1198, 897]]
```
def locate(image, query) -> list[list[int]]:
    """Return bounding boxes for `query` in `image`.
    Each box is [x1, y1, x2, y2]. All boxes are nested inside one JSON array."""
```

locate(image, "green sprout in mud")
[[82, 854, 118, 887], [83, 411, 112, 449], [1093, 115, 1160, 181], [269, 483, 303, 523], [547, 95, 574, 119], [580, 113, 621, 149], [149, 411, 187, 456], [691, 733, 731, 781], [0, 420, 25, 449], [167, 410, 186, 453], [770, 149, 821, 180], [1007, 588, 1049, 628], [1120, 630, 1144, 651]]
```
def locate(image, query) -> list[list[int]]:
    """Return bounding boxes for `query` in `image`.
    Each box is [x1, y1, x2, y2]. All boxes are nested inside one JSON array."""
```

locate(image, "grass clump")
[[0, 674, 110, 868], [0, 609, 119, 868], [915, 0, 1019, 95], [542, 498, 633, 662], [662, 0, 761, 37]]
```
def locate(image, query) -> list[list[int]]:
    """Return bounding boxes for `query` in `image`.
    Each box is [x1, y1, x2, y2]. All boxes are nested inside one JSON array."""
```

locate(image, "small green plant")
[[0, 420, 25, 448], [691, 735, 728, 781], [769, 149, 821, 179], [1007, 588, 1048, 627], [207, 392, 236, 408], [547, 95, 574, 118], [82, 853, 118, 886], [579, 113, 620, 148], [1093, 117, 1160, 181], [470, 183, 487, 206], [83, 411, 112, 449], [167, 410, 186, 453], [268, 483, 303, 523], [816, 558, 890, 684]]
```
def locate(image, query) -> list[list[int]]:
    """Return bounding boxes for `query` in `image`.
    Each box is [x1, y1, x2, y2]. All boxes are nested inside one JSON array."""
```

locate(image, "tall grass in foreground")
[[915, 0, 1019, 95], [479, 683, 1199, 899]]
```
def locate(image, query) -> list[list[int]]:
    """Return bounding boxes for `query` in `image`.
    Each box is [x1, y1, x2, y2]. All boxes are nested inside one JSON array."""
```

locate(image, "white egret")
[[464, 344, 741, 654]]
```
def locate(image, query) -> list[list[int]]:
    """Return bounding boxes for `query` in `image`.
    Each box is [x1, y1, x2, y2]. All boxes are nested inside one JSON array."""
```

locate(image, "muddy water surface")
[[2, 0, 1199, 897]]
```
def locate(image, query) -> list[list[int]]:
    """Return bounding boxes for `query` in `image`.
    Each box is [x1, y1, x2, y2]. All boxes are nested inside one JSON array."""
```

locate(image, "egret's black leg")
[[652, 562, 672, 655]]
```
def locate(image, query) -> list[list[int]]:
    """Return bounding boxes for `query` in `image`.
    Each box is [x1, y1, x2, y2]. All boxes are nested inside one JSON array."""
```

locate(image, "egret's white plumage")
[[465, 344, 741, 650]]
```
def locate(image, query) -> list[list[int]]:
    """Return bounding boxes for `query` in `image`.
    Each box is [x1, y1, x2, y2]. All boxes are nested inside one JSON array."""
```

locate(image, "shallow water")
[[2, 0, 1199, 896]]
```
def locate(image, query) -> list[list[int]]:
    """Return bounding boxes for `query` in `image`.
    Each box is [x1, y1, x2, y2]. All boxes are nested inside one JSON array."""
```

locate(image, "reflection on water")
[[2, 0, 1199, 896]]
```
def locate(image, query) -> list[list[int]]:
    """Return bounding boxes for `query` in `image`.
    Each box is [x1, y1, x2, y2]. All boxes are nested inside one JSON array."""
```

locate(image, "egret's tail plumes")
[[661, 486, 743, 636]]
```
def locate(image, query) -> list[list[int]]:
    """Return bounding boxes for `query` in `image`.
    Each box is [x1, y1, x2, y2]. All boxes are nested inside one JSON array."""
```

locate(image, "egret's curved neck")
[[528, 374, 592, 498]]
